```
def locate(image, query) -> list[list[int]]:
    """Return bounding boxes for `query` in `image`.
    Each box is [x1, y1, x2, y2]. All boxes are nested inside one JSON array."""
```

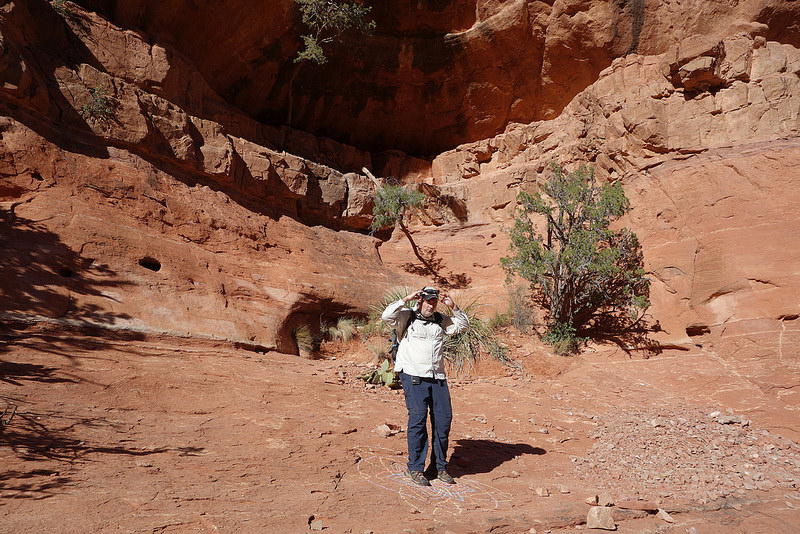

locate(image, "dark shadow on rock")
[[417, 183, 469, 223], [448, 438, 545, 476], [0, 208, 142, 354], [0, 1, 306, 230], [401, 246, 471, 289], [580, 312, 662, 358], [0, 410, 206, 499], [0, 412, 168, 462], [0, 469, 74, 501], [0, 360, 79, 386]]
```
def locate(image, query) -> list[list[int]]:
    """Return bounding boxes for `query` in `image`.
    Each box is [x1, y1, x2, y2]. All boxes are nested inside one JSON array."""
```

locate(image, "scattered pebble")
[[573, 406, 800, 503]]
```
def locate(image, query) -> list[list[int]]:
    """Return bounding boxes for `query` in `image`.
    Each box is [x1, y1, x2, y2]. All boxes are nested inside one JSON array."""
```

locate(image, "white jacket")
[[381, 299, 470, 379]]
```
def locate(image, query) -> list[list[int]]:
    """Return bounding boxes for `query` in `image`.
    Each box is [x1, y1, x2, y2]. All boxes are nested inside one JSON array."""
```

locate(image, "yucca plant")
[[441, 295, 513, 375], [366, 286, 416, 336]]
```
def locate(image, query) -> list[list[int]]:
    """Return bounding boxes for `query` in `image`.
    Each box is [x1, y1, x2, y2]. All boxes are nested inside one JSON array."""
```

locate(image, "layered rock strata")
[[90, 0, 800, 154], [424, 33, 800, 349], [0, 1, 396, 352], [1, 1, 799, 362]]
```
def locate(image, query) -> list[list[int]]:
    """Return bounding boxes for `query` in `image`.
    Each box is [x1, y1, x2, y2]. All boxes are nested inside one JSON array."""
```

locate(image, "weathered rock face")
[[0, 1, 398, 352], [421, 32, 800, 349], [2, 0, 800, 363], [0, 115, 396, 352], [89, 0, 800, 155]]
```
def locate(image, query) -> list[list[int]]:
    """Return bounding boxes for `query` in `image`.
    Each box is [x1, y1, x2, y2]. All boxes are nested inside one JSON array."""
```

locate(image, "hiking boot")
[[404, 468, 431, 486], [437, 470, 456, 484]]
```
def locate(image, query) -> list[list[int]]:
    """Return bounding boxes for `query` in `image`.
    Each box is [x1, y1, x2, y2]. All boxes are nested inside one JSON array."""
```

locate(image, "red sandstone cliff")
[[1, 0, 799, 359], [88, 0, 800, 154]]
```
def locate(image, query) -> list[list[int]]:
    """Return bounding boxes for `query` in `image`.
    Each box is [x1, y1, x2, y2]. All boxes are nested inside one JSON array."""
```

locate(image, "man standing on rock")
[[382, 286, 470, 486]]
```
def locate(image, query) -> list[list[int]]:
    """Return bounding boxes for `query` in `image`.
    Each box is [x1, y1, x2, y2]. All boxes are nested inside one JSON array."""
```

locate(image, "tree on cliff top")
[[369, 182, 446, 280], [288, 0, 376, 125], [501, 163, 650, 353], [294, 0, 376, 65]]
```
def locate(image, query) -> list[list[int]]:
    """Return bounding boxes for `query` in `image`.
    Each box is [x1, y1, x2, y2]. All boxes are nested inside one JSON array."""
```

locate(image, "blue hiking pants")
[[399, 372, 452, 472]]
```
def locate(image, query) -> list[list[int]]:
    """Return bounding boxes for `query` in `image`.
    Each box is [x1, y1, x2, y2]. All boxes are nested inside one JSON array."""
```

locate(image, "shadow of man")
[[448, 438, 545, 476]]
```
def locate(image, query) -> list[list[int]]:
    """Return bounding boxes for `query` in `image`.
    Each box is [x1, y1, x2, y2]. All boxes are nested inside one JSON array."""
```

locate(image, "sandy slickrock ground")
[[2, 326, 799, 533]]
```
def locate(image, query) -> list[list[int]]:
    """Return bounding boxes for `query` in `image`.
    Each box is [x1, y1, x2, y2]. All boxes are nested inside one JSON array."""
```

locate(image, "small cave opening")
[[685, 325, 711, 337], [138, 257, 162, 272], [279, 304, 360, 357], [58, 268, 74, 278]]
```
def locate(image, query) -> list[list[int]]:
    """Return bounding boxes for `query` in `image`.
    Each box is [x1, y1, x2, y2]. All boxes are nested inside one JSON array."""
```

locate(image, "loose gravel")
[[573, 405, 800, 504]]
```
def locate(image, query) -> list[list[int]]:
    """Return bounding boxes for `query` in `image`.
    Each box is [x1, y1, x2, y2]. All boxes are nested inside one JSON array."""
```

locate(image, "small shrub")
[[543, 322, 585, 355], [81, 84, 113, 120], [52, 0, 71, 15], [487, 310, 510, 330], [507, 283, 534, 334]]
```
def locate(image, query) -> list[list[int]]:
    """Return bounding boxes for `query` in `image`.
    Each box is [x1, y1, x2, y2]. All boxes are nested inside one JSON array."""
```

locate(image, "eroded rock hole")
[[58, 268, 74, 277], [138, 257, 161, 272], [686, 325, 711, 337]]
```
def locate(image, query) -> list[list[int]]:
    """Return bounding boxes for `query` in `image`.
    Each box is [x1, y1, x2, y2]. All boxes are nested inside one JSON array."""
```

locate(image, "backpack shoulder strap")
[[397, 309, 416, 341]]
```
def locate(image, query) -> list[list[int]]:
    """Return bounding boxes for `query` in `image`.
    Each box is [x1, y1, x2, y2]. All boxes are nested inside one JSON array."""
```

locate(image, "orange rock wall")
[[0, 1, 395, 352], [421, 32, 800, 347], [92, 0, 800, 155], [2, 0, 800, 357]]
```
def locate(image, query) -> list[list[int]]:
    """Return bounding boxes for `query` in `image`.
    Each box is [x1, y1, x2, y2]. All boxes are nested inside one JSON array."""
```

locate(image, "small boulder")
[[598, 491, 614, 507], [586, 506, 616, 530], [376, 423, 400, 437]]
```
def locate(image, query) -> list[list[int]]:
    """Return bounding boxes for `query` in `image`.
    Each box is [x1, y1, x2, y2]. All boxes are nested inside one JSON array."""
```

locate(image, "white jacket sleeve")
[[443, 309, 470, 335], [381, 299, 409, 328]]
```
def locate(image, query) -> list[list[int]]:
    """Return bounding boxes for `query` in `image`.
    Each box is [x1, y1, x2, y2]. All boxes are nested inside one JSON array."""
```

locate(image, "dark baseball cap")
[[420, 287, 439, 300]]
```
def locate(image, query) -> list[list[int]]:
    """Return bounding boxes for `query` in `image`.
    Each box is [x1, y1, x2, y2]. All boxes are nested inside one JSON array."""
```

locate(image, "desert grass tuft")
[[327, 317, 358, 342], [293, 324, 314, 353], [442, 295, 513, 375]]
